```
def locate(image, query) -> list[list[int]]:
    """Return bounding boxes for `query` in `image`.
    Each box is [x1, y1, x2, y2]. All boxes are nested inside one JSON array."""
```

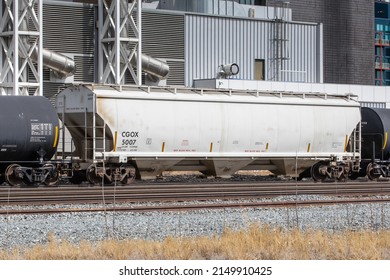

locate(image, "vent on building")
[[166, 60, 185, 86], [142, 12, 184, 60], [74, 56, 95, 82], [43, 4, 95, 54]]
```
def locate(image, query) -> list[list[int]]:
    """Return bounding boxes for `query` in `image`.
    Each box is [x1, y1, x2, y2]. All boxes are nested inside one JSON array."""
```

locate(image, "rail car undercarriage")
[[0, 159, 362, 187]]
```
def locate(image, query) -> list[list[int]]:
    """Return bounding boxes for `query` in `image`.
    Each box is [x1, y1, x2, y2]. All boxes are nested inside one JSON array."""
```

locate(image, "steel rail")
[[1, 181, 390, 205], [0, 197, 389, 215]]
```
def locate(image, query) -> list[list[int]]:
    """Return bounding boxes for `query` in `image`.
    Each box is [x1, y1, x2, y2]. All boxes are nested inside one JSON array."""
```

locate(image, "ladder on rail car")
[[89, 102, 106, 162], [351, 122, 362, 169]]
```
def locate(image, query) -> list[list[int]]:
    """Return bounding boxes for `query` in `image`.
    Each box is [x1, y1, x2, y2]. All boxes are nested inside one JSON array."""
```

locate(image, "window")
[[376, 3, 389, 19]]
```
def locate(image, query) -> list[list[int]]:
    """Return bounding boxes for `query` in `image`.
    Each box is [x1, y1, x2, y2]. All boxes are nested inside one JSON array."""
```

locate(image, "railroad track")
[[0, 196, 389, 216], [1, 180, 390, 205], [0, 180, 390, 207]]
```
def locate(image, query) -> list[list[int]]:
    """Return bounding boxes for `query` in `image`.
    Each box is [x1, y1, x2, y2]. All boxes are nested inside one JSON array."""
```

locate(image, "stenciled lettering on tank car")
[[121, 131, 139, 138]]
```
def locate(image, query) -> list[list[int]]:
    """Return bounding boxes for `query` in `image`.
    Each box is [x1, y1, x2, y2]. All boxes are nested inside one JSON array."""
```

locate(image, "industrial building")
[[289, 0, 375, 86], [1, 0, 390, 107]]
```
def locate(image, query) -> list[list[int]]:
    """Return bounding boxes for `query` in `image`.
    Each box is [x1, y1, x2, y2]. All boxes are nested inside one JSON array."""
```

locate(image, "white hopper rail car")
[[56, 85, 361, 184]]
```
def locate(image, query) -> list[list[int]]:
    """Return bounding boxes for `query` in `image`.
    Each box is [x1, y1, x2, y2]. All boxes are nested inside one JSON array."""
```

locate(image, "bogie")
[[85, 163, 137, 185], [311, 161, 352, 182]]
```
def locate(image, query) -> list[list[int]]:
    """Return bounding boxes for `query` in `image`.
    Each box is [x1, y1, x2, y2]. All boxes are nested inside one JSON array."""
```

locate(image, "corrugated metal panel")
[[43, 4, 95, 54], [74, 56, 95, 82], [43, 68, 51, 81], [41, 7, 185, 88], [27, 64, 50, 82], [166, 60, 185, 85], [39, 2, 95, 98], [185, 14, 320, 86], [142, 11, 185, 86], [143, 12, 185, 60], [279, 22, 319, 83]]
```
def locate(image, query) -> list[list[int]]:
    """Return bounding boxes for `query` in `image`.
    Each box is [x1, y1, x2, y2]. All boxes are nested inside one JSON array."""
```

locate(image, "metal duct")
[[221, 63, 240, 76], [30, 47, 76, 78], [129, 53, 169, 81], [217, 63, 240, 78]]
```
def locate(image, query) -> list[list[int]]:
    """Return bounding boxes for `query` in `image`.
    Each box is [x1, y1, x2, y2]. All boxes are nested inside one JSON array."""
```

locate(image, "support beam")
[[98, 0, 142, 85], [0, 0, 43, 95]]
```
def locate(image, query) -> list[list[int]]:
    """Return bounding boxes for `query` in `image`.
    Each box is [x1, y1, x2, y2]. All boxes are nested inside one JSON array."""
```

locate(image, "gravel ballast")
[[0, 194, 390, 249]]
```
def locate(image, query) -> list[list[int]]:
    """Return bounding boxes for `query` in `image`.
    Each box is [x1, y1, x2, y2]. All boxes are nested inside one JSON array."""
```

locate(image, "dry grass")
[[1, 225, 390, 260]]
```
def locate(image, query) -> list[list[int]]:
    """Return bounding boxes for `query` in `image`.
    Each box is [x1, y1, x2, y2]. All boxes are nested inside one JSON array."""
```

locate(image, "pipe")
[[130, 53, 169, 80], [30, 46, 76, 78]]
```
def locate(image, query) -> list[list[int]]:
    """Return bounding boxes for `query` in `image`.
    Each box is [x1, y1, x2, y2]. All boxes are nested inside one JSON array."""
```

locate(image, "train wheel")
[[311, 162, 327, 182], [86, 165, 102, 185], [43, 164, 59, 186], [366, 163, 380, 180], [120, 164, 136, 185], [5, 164, 24, 187]]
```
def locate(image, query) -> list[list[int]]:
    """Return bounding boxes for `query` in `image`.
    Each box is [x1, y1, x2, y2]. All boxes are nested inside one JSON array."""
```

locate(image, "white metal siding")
[[185, 14, 321, 86]]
